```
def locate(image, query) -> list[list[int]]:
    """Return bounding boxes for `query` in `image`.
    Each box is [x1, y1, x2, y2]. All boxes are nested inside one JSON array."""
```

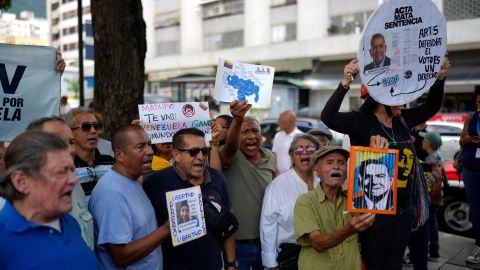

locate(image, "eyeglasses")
[[72, 122, 104, 132], [292, 146, 317, 155], [177, 147, 211, 157]]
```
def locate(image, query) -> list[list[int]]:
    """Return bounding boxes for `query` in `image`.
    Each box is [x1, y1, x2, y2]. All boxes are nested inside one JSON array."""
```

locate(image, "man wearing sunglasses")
[[221, 100, 276, 270], [143, 128, 236, 270], [64, 107, 115, 200]]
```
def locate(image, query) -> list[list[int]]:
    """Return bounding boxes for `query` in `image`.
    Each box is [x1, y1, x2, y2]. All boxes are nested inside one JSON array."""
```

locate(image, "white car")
[[426, 121, 463, 161]]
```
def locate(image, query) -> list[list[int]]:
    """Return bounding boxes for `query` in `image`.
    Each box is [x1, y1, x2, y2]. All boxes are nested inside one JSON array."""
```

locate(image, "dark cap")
[[307, 128, 333, 141], [420, 131, 442, 150], [313, 146, 349, 165]]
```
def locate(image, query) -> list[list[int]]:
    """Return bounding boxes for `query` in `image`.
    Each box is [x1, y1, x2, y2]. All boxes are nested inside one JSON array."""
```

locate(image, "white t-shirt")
[[272, 128, 303, 174]]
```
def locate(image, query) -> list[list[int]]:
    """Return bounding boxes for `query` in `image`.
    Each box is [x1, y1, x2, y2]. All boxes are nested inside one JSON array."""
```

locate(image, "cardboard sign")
[[358, 0, 447, 106], [214, 58, 274, 108], [166, 186, 207, 246], [138, 102, 211, 144], [347, 146, 399, 215], [0, 44, 60, 141]]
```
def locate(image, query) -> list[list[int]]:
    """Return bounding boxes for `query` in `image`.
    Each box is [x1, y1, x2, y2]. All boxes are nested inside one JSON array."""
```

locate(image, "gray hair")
[[288, 133, 320, 155], [0, 131, 69, 200], [27, 116, 67, 131], [63, 106, 94, 128]]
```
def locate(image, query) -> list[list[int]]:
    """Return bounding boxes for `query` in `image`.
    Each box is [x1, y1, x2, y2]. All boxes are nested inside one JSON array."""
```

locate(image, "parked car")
[[438, 160, 472, 237], [260, 118, 345, 149], [426, 121, 463, 161]]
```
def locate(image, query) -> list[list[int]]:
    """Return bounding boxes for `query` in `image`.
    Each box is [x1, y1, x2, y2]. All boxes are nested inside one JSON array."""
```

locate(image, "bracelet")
[[211, 142, 219, 147]]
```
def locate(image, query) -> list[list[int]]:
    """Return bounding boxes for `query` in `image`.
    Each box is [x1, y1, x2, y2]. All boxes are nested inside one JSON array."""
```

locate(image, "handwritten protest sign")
[[358, 0, 447, 106], [0, 44, 60, 141], [214, 58, 274, 108], [166, 186, 207, 246], [138, 102, 211, 144]]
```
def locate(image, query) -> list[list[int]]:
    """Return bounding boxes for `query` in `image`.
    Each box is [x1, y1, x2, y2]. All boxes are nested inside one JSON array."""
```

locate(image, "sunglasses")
[[72, 122, 104, 132], [292, 146, 317, 155], [177, 147, 211, 157]]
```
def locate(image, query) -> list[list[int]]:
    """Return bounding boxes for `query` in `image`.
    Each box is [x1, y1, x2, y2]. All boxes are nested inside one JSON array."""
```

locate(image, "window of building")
[[329, 11, 373, 35], [62, 42, 78, 51], [271, 0, 296, 8], [51, 2, 60, 11], [156, 41, 180, 56], [202, 0, 244, 19], [154, 10, 180, 29], [204, 30, 243, 51], [62, 0, 75, 3], [62, 26, 77, 36], [444, 0, 480, 21], [52, 18, 60, 26], [52, 32, 60, 41], [62, 10, 77, 20], [271, 23, 296, 43]]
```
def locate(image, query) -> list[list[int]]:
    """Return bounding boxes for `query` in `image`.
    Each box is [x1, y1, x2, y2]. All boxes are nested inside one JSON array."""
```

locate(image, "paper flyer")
[[358, 0, 447, 106], [166, 186, 207, 246], [138, 102, 211, 144], [214, 58, 274, 108]]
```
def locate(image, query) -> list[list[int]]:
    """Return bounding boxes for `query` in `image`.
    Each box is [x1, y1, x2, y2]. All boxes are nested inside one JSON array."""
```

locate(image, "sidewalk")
[[403, 232, 477, 270]]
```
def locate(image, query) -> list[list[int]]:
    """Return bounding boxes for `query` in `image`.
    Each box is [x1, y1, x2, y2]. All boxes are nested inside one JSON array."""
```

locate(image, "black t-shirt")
[[74, 149, 115, 196], [143, 166, 231, 270], [321, 80, 444, 207]]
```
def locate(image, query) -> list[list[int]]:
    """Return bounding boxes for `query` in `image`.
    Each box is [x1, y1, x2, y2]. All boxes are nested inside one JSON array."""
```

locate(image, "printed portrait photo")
[[347, 146, 399, 215]]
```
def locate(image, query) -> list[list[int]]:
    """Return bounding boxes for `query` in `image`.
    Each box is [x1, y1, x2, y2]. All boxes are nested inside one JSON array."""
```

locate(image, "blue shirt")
[[0, 200, 98, 270], [143, 166, 231, 270], [89, 169, 163, 270]]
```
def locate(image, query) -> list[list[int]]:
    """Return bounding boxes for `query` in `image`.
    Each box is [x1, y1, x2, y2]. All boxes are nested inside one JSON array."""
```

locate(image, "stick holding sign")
[[214, 58, 274, 108], [138, 102, 212, 144]]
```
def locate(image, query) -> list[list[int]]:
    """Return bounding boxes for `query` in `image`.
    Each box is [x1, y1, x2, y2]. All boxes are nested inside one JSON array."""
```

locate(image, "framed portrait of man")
[[347, 146, 399, 215]]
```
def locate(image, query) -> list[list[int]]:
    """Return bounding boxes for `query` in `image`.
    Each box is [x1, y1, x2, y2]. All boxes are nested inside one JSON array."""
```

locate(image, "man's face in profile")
[[398, 148, 414, 179], [369, 37, 387, 65], [362, 163, 392, 199]]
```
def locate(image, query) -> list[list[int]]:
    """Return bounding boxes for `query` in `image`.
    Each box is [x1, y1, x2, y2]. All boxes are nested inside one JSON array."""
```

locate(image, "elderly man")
[[364, 33, 391, 72], [64, 107, 114, 199], [353, 158, 394, 211], [307, 128, 333, 147], [272, 110, 302, 174], [143, 128, 236, 269], [294, 146, 375, 270], [0, 131, 98, 269], [221, 100, 276, 269], [27, 116, 94, 249], [88, 124, 169, 269]]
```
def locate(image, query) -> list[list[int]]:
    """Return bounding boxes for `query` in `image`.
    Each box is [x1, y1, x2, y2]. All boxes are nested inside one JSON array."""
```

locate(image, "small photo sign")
[[166, 186, 207, 246], [347, 146, 399, 215]]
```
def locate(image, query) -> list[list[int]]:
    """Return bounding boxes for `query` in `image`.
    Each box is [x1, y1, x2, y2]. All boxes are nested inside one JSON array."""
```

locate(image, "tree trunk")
[[91, 0, 146, 139]]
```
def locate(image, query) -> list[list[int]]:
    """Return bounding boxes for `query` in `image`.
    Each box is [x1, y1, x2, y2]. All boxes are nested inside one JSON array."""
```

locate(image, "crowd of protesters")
[[3, 47, 480, 270]]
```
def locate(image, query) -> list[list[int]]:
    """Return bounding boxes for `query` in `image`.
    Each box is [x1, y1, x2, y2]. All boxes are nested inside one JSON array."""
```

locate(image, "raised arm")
[[221, 100, 251, 165], [209, 114, 223, 171], [321, 59, 360, 134]]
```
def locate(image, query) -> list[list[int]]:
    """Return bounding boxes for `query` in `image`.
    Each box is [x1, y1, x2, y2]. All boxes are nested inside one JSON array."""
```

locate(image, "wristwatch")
[[225, 260, 239, 268]]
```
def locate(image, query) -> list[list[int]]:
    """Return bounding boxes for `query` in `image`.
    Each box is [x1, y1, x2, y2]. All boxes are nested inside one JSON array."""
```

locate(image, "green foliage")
[[64, 77, 80, 98]]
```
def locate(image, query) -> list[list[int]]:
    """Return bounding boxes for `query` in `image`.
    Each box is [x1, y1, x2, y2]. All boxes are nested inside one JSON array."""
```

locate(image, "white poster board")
[[138, 102, 211, 144], [214, 58, 274, 108], [0, 44, 60, 141], [358, 0, 447, 106], [166, 186, 207, 246]]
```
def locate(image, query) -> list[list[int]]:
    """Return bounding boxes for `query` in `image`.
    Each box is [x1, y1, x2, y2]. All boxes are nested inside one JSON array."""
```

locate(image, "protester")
[[412, 122, 429, 161], [320, 57, 450, 270], [260, 134, 320, 269], [307, 128, 332, 147], [27, 116, 94, 250], [0, 131, 98, 269], [294, 146, 375, 269], [88, 124, 168, 269], [460, 86, 480, 264], [421, 131, 446, 261], [60, 95, 72, 116], [64, 107, 115, 199], [143, 128, 236, 269], [221, 100, 276, 269], [151, 142, 173, 172], [217, 114, 233, 146], [93, 111, 115, 157], [272, 110, 303, 174]]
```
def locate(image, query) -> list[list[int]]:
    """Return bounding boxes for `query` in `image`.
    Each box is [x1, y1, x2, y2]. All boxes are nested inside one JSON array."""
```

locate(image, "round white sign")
[[358, 0, 447, 106]]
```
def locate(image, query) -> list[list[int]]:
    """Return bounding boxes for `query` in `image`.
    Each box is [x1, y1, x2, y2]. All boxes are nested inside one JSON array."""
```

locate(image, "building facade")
[[0, 11, 48, 45], [144, 0, 480, 116]]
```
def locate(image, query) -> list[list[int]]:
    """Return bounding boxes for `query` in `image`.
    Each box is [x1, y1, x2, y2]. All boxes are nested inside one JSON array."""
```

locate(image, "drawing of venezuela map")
[[214, 58, 275, 108]]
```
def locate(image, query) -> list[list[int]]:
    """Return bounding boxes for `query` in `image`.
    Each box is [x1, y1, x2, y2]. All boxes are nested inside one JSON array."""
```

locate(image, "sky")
[[10, 0, 46, 18]]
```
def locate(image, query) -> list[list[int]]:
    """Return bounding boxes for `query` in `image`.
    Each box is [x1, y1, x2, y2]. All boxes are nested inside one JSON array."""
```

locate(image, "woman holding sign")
[[321, 57, 450, 270]]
